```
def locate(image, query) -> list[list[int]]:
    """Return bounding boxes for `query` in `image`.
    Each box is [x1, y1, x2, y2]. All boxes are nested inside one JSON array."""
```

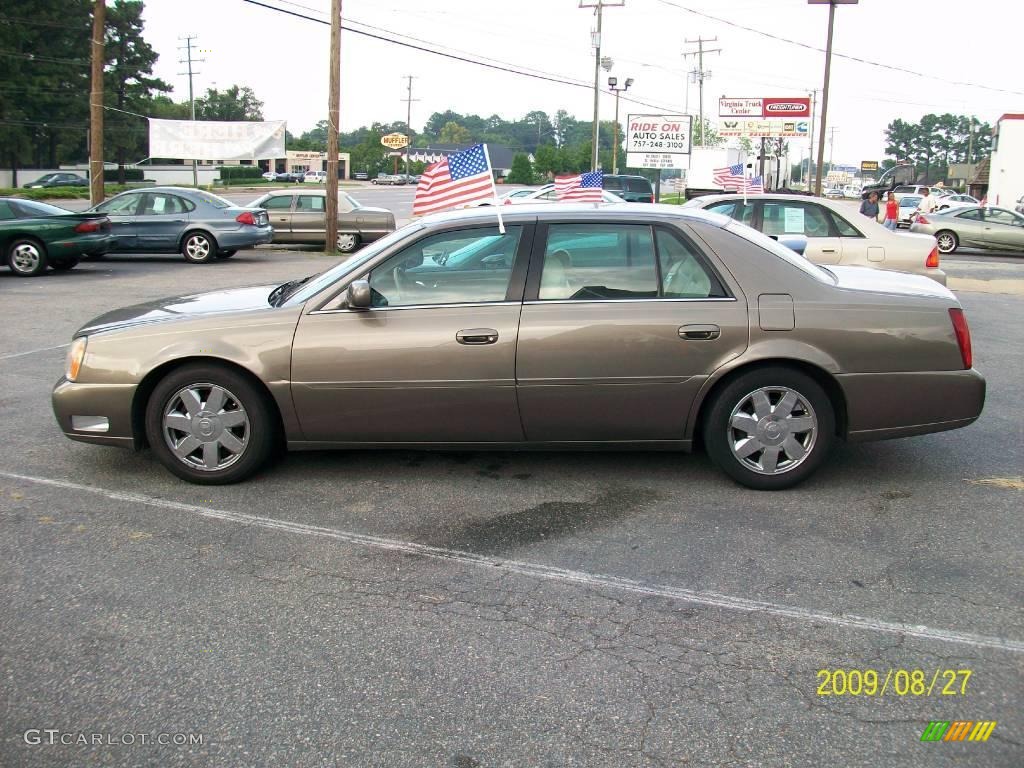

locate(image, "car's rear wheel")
[[216, 249, 237, 259], [935, 230, 959, 254], [145, 364, 276, 484], [703, 367, 835, 490], [50, 257, 79, 271], [336, 232, 360, 253], [7, 238, 48, 277], [181, 231, 216, 263]]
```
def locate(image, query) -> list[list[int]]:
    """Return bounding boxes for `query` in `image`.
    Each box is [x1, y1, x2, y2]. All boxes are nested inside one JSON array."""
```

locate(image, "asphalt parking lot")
[[1, 244, 1022, 766]]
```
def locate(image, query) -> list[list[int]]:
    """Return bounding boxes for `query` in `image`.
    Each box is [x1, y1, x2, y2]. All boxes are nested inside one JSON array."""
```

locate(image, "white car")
[[465, 185, 626, 208], [303, 170, 327, 183], [937, 193, 979, 211], [684, 193, 945, 284], [261, 171, 277, 182]]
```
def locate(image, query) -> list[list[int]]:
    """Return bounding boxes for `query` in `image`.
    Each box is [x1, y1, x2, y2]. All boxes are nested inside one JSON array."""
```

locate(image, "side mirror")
[[346, 279, 371, 309]]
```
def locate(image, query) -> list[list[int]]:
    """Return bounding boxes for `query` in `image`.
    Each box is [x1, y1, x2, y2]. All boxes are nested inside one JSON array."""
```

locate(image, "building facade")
[[986, 114, 1024, 208]]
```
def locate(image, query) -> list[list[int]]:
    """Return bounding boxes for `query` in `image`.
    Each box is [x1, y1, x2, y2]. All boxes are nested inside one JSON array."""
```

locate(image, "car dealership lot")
[[1, 250, 1022, 766]]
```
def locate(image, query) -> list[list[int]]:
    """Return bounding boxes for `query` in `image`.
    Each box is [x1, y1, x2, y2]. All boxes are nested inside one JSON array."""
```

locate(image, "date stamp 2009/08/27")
[[816, 668, 972, 697]]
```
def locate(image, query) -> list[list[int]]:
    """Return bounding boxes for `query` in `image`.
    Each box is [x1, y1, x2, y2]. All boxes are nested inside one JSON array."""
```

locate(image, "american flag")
[[412, 143, 494, 216], [747, 176, 764, 194], [554, 170, 604, 202], [713, 163, 746, 190]]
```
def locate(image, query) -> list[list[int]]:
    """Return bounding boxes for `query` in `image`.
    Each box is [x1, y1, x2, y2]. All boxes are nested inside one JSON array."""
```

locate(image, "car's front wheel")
[[145, 364, 276, 484], [7, 238, 48, 277], [181, 231, 217, 263], [703, 367, 835, 490], [336, 232, 360, 253], [935, 230, 959, 254]]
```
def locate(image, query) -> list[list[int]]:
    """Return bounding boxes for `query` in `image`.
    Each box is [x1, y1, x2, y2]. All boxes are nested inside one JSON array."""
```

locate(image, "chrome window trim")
[[310, 300, 522, 315], [523, 297, 737, 306]]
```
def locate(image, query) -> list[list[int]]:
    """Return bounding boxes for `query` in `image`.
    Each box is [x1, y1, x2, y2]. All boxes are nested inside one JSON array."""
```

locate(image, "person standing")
[[883, 191, 899, 230], [917, 188, 939, 216], [859, 191, 880, 219]]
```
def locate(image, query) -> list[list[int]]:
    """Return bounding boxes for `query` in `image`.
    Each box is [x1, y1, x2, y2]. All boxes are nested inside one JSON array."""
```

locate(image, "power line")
[[653, 0, 1024, 97]]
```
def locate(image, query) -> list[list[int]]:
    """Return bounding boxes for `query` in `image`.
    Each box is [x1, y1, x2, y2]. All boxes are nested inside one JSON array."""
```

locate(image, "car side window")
[[0, 201, 15, 220], [261, 195, 293, 210], [539, 224, 657, 301], [707, 202, 736, 218], [95, 194, 141, 215], [957, 209, 982, 221], [141, 193, 189, 215], [894, 186, 913, 194], [828, 209, 862, 237], [762, 202, 834, 238], [985, 209, 1019, 225], [707, 201, 754, 226], [296, 195, 325, 212], [367, 226, 521, 308], [656, 229, 727, 299]]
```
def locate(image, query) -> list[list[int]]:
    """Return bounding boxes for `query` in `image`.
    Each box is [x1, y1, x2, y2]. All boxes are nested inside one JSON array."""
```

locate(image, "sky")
[[142, 0, 1022, 167]]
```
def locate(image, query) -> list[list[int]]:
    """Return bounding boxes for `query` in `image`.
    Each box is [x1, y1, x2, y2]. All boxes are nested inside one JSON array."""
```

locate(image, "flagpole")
[[482, 143, 505, 234]]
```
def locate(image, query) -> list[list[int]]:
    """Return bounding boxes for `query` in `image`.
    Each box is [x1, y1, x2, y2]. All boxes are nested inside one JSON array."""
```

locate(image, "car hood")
[[77, 284, 279, 336], [827, 265, 954, 301]]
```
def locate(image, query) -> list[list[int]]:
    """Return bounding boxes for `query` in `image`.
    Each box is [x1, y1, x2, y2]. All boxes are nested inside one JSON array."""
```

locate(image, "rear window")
[[626, 178, 653, 193], [602, 177, 623, 191], [12, 199, 72, 217], [724, 221, 835, 284], [192, 192, 232, 209]]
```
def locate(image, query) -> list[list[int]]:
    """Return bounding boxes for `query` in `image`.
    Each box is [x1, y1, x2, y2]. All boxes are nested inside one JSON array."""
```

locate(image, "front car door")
[[92, 192, 144, 251], [515, 219, 748, 442], [951, 208, 986, 247], [291, 194, 327, 243], [289, 223, 533, 443], [261, 194, 295, 241], [758, 200, 843, 264], [134, 192, 193, 251]]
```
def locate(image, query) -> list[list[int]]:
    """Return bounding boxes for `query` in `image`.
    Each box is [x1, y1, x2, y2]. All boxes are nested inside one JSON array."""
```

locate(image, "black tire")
[[702, 366, 835, 491], [7, 237, 48, 277], [50, 257, 79, 271], [935, 230, 958, 255], [216, 249, 238, 259], [144, 363, 277, 485], [181, 230, 217, 264]]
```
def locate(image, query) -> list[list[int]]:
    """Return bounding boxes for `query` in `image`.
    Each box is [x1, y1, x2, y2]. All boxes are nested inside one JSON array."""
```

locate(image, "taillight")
[[948, 308, 972, 369], [925, 246, 940, 268], [74, 219, 101, 233], [916, 214, 930, 225], [236, 211, 256, 225], [646, 195, 654, 203]]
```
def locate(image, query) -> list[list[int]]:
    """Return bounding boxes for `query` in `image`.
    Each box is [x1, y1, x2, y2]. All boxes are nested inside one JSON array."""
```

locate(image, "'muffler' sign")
[[719, 97, 810, 118]]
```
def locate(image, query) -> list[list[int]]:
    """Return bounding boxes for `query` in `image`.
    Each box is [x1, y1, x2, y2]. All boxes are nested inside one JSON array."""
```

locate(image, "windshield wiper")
[[268, 274, 316, 307]]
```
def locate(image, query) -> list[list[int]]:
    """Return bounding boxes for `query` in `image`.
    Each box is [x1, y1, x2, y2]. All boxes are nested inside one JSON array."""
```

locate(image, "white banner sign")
[[719, 98, 764, 117], [718, 120, 810, 138], [148, 119, 286, 161], [625, 114, 691, 170]]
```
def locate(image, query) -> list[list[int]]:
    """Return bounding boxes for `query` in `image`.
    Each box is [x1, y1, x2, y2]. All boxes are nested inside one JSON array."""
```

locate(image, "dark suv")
[[602, 174, 654, 203]]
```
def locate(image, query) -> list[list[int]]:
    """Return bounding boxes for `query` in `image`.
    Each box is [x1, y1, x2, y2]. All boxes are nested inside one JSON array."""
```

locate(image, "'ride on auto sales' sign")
[[625, 114, 692, 170]]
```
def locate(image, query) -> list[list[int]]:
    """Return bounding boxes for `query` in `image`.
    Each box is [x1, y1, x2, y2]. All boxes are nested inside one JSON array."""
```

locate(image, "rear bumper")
[[49, 233, 112, 259], [217, 225, 274, 249], [839, 368, 985, 442]]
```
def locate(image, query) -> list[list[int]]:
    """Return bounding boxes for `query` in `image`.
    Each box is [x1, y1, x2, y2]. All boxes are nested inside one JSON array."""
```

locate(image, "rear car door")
[[981, 208, 1024, 250], [92, 192, 143, 251], [291, 194, 326, 243], [134, 192, 193, 251], [951, 209, 986, 247], [758, 200, 842, 264], [290, 223, 533, 443], [515, 220, 748, 441], [261, 194, 295, 239]]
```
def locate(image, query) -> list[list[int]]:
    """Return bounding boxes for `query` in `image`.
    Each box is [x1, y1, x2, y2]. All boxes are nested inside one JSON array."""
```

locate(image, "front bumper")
[[840, 368, 985, 442], [52, 377, 137, 448]]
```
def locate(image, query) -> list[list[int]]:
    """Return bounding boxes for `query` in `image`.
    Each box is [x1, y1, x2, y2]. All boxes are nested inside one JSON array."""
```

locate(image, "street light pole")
[[808, 0, 857, 197], [608, 76, 632, 175]]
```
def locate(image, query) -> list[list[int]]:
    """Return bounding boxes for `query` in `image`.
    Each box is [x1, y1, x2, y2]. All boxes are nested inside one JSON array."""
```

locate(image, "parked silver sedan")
[[910, 205, 1024, 254], [52, 204, 984, 490], [88, 187, 272, 263], [250, 189, 395, 253]]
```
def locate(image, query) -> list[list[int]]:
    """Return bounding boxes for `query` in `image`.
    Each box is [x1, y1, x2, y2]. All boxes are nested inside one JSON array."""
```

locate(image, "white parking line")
[[2, 468, 1022, 654], [0, 343, 70, 361]]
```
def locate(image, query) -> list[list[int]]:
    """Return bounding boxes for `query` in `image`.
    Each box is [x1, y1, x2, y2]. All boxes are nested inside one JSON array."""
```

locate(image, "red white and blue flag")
[[713, 164, 764, 194], [413, 143, 495, 216], [554, 170, 604, 202], [747, 176, 764, 194]]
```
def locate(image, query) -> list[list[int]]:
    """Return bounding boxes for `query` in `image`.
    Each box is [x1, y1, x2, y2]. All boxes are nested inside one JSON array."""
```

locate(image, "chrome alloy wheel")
[[11, 242, 42, 274], [336, 232, 358, 252], [727, 386, 818, 476], [936, 232, 957, 254], [184, 233, 212, 261], [162, 383, 249, 471]]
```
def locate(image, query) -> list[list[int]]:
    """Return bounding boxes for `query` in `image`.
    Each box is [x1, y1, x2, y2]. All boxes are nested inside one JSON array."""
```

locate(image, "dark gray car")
[[88, 187, 272, 263]]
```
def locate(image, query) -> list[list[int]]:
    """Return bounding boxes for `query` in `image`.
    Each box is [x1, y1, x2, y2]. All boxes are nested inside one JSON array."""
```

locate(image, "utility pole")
[[88, 0, 105, 206], [178, 35, 204, 188], [580, 0, 624, 172], [325, 0, 341, 253], [683, 37, 721, 147], [400, 75, 418, 177], [807, 89, 817, 191]]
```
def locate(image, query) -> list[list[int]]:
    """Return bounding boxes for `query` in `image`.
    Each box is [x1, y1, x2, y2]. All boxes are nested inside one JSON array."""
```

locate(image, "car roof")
[[418, 202, 731, 228]]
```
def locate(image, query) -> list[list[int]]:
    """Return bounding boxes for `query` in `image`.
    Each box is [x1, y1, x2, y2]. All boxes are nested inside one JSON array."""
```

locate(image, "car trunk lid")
[[828, 265, 955, 300]]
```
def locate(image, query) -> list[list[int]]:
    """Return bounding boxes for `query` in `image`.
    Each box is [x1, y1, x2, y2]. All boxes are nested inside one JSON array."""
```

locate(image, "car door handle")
[[456, 328, 499, 345], [679, 324, 720, 340], [821, 248, 838, 253]]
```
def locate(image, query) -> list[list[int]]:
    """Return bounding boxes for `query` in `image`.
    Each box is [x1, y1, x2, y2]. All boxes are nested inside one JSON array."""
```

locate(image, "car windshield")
[[900, 197, 921, 207], [14, 199, 72, 216], [279, 223, 424, 306], [724, 221, 835, 284]]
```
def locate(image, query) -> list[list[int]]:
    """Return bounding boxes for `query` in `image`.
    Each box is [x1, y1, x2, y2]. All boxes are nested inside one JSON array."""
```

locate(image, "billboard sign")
[[381, 132, 410, 149], [719, 97, 811, 119], [860, 160, 879, 173], [625, 113, 692, 170], [718, 120, 810, 138], [148, 119, 286, 161]]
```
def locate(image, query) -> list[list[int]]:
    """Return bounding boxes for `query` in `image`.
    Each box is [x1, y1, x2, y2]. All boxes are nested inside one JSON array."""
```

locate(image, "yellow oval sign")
[[380, 132, 409, 149]]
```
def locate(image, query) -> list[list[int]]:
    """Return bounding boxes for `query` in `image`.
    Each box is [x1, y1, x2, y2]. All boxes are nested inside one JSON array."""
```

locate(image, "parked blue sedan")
[[87, 187, 272, 263]]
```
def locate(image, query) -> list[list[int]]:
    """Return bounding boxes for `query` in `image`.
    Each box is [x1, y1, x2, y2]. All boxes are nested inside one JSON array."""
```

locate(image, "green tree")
[[439, 121, 471, 144], [533, 144, 558, 178], [195, 86, 264, 121], [104, 0, 170, 182], [506, 153, 534, 184]]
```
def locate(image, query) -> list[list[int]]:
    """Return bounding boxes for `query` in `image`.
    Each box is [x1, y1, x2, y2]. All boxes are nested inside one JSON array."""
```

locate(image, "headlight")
[[66, 336, 88, 382]]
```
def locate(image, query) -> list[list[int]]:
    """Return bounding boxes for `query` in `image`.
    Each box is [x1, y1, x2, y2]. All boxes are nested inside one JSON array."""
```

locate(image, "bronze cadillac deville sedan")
[[52, 204, 985, 490]]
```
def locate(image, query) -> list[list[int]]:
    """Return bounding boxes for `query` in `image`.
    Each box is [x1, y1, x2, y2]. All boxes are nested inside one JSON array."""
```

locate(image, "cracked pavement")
[[0, 250, 1021, 767]]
